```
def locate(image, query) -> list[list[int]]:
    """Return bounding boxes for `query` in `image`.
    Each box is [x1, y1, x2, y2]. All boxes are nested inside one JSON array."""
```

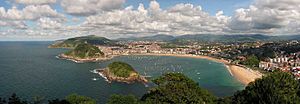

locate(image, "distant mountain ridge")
[[117, 34, 300, 42], [117, 34, 175, 41], [50, 34, 300, 47]]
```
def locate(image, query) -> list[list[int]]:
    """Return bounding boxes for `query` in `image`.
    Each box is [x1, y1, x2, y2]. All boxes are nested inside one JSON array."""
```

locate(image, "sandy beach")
[[134, 53, 263, 85]]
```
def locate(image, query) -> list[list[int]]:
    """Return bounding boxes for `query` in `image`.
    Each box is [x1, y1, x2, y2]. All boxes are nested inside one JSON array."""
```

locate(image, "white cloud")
[[81, 1, 229, 38], [61, 0, 125, 16], [228, 0, 300, 34], [3, 0, 300, 41], [37, 17, 62, 29], [0, 20, 27, 29], [14, 0, 56, 5], [0, 5, 64, 20]]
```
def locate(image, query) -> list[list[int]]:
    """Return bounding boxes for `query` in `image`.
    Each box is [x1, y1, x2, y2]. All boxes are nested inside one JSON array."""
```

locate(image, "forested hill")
[[107, 62, 138, 78], [64, 43, 104, 59], [117, 34, 300, 43], [49, 35, 114, 48]]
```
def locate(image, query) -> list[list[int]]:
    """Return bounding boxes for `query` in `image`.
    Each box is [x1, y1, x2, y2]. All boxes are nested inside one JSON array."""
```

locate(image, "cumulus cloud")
[[61, 0, 125, 16], [2, 0, 300, 41], [81, 1, 229, 38], [228, 0, 300, 34], [0, 5, 64, 20], [14, 0, 56, 5], [0, 20, 27, 29], [37, 17, 62, 29]]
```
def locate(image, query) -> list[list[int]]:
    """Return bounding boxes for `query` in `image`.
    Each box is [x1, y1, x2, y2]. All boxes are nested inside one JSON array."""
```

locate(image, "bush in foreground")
[[141, 73, 216, 104], [231, 71, 300, 104]]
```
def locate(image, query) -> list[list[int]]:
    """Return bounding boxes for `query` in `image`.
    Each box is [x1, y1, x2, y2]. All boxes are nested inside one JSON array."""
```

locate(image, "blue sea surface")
[[0, 42, 244, 103]]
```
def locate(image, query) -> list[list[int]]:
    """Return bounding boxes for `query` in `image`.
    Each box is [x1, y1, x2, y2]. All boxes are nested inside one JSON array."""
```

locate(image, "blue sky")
[[0, 0, 300, 41], [125, 0, 252, 16], [0, 0, 252, 16]]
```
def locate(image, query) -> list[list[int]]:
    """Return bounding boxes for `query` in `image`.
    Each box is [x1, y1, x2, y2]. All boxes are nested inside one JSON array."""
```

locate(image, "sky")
[[0, 0, 300, 41]]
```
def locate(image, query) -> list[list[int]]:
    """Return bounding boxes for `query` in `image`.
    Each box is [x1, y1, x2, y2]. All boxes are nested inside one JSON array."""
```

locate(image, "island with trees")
[[58, 43, 109, 63], [96, 61, 148, 84]]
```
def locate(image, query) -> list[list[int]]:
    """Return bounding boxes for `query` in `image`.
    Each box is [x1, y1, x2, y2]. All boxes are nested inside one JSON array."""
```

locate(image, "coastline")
[[132, 53, 263, 85], [57, 54, 113, 63], [94, 68, 148, 84], [58, 51, 262, 85]]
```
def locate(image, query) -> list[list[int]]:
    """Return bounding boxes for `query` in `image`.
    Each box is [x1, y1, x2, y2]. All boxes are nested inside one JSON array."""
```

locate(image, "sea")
[[0, 42, 244, 103]]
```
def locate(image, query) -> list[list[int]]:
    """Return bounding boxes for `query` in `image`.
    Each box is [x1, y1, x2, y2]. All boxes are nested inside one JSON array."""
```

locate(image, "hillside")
[[97, 61, 148, 84], [117, 34, 175, 41], [49, 35, 114, 48], [107, 62, 137, 78], [64, 43, 104, 59], [117, 34, 300, 43], [173, 34, 273, 43]]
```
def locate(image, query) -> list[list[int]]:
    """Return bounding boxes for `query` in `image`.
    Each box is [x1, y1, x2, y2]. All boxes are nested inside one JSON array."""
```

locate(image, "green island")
[[59, 43, 107, 63], [97, 62, 148, 84]]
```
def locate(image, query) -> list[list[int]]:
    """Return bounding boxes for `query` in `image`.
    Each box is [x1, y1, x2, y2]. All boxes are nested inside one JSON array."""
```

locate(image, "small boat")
[[92, 78, 97, 81], [197, 72, 200, 75], [90, 70, 98, 74]]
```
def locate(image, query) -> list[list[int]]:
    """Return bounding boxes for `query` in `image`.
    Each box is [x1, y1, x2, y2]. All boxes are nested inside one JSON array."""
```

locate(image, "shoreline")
[[57, 54, 114, 63], [58, 51, 262, 85], [94, 68, 148, 84], [132, 53, 263, 85]]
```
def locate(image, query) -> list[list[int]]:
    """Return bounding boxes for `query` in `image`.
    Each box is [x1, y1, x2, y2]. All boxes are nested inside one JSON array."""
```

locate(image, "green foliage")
[[0, 97, 6, 104], [216, 97, 232, 104], [242, 55, 260, 67], [141, 73, 216, 104], [50, 35, 113, 48], [48, 99, 70, 104], [232, 71, 300, 104], [32, 96, 44, 104], [107, 94, 139, 104], [8, 93, 27, 104], [241, 47, 276, 61], [65, 43, 104, 59], [65, 94, 96, 104], [108, 61, 136, 78]]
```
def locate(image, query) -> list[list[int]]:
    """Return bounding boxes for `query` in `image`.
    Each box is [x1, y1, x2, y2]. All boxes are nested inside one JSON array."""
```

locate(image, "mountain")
[[117, 34, 175, 41], [276, 35, 300, 40], [174, 34, 273, 42], [49, 35, 114, 48], [118, 34, 300, 43]]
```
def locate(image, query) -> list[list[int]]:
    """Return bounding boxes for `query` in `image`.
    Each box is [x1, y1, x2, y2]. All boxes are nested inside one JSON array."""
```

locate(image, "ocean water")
[[0, 42, 244, 103]]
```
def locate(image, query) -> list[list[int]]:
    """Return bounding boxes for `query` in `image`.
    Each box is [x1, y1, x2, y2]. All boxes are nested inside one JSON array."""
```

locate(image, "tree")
[[65, 94, 96, 104], [141, 73, 216, 104], [32, 96, 44, 104], [243, 55, 260, 67], [107, 94, 139, 104], [48, 99, 70, 104], [232, 71, 300, 104], [0, 97, 6, 104], [8, 93, 27, 104], [108, 61, 136, 78]]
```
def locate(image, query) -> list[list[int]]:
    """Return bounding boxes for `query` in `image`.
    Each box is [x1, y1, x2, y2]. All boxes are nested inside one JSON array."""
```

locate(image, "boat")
[[197, 72, 200, 75], [90, 69, 98, 74], [92, 78, 97, 81]]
